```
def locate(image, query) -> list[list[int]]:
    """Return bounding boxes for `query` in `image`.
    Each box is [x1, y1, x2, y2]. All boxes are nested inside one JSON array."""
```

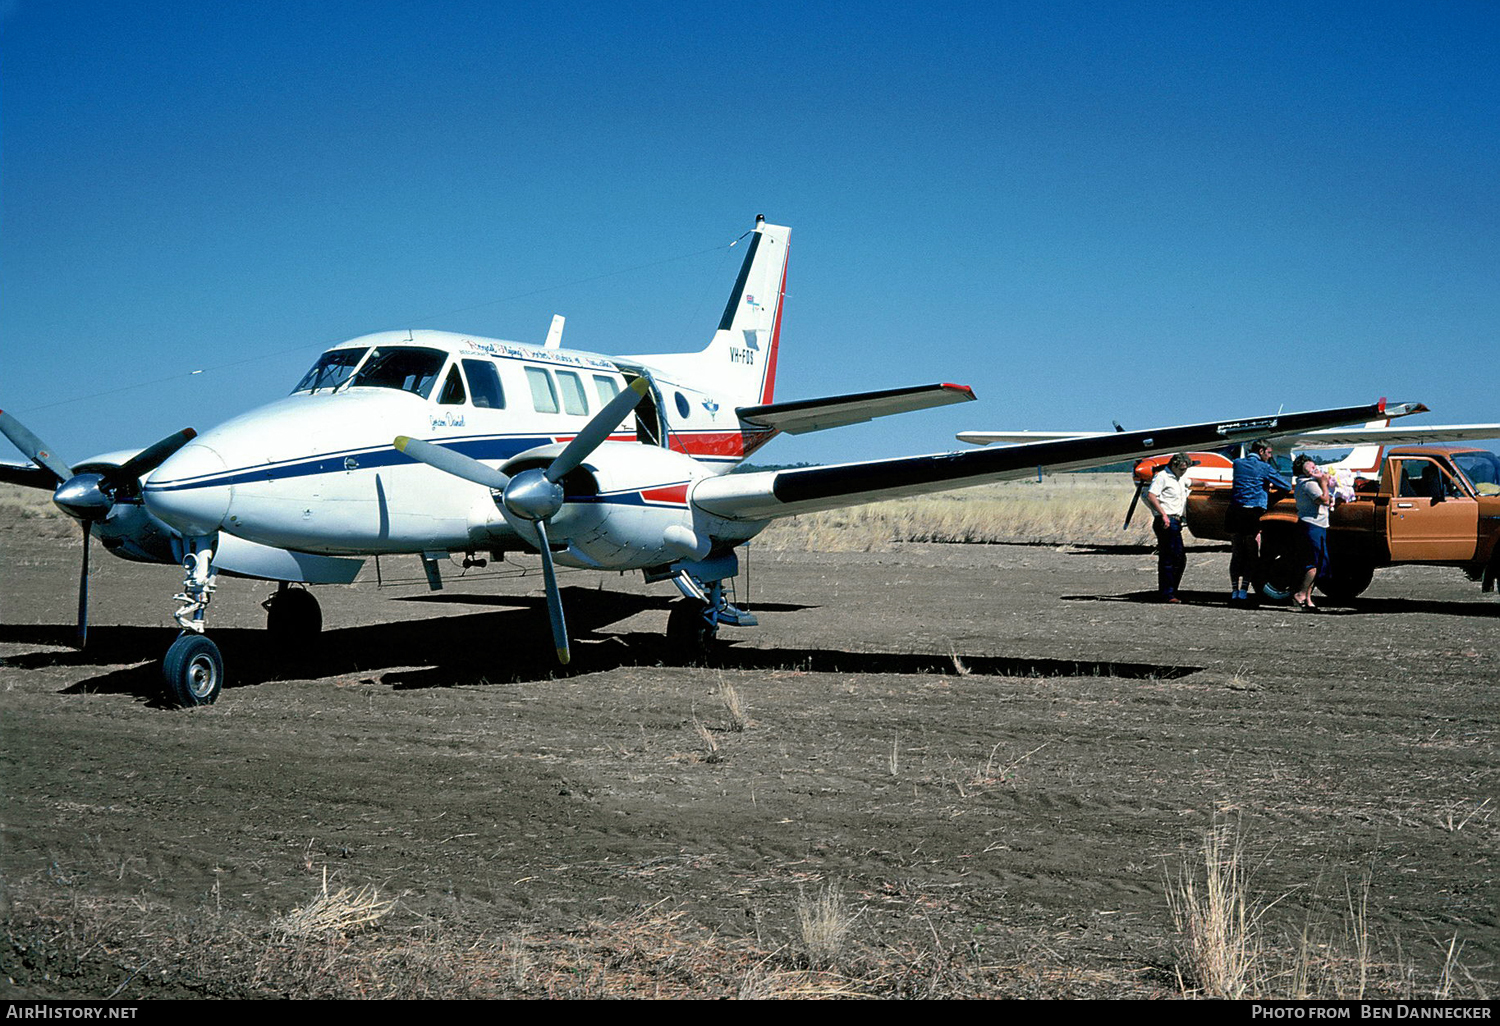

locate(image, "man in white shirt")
[[1145, 453, 1194, 604]]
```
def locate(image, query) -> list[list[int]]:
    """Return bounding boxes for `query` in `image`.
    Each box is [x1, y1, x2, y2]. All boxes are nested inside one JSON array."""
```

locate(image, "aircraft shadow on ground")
[[1064, 589, 1500, 618], [1, 588, 812, 703], [2, 586, 1196, 703]]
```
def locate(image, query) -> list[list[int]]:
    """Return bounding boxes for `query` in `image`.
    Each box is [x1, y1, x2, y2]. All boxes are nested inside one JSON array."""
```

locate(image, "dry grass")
[[756, 475, 1148, 552], [1166, 826, 1486, 1001], [1167, 824, 1264, 998], [718, 675, 749, 732], [796, 882, 857, 970], [691, 716, 723, 763], [5, 873, 1484, 1000], [0, 483, 75, 539], [278, 867, 394, 938]]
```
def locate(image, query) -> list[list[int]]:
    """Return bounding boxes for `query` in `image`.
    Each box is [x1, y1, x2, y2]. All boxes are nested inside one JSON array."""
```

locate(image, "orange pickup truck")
[[1184, 446, 1500, 601]]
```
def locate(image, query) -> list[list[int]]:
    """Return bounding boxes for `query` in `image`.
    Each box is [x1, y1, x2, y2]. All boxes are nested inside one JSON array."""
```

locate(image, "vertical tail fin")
[[703, 216, 790, 406], [629, 217, 790, 410]]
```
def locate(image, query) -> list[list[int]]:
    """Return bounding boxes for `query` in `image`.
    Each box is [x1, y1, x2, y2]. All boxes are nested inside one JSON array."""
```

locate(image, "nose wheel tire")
[[163, 633, 224, 708]]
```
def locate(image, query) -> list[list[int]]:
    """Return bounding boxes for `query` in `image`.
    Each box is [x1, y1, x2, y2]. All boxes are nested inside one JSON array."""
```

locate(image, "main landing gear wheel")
[[265, 585, 322, 646], [667, 600, 719, 658], [162, 633, 223, 708]]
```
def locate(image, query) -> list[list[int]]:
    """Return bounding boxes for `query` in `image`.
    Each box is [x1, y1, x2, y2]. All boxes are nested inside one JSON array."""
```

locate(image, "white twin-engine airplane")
[[2, 216, 1424, 707]]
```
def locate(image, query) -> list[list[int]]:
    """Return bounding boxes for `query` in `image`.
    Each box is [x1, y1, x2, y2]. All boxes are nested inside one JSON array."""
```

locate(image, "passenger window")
[[462, 359, 505, 409], [437, 366, 466, 405], [593, 374, 622, 405], [556, 371, 589, 416], [526, 367, 559, 414], [1398, 461, 1449, 500]]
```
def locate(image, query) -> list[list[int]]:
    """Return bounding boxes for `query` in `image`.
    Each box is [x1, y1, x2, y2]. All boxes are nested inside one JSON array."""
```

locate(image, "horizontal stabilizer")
[[696, 400, 1415, 522], [738, 383, 975, 435]]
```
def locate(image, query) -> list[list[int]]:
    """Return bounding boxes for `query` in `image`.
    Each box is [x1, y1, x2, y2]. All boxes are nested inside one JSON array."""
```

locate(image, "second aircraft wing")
[[694, 400, 1423, 522]]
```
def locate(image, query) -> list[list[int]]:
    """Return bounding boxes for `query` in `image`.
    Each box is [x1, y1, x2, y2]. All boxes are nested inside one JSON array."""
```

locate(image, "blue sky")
[[3, 1, 1496, 467]]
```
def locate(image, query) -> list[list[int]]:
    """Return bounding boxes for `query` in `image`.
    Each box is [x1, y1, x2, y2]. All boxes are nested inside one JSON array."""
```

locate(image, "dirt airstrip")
[[2, 522, 1496, 999]]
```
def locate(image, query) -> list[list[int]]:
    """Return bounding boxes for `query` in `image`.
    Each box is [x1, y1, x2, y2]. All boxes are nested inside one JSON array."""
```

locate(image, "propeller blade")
[[532, 519, 570, 665], [394, 435, 511, 491], [0, 409, 73, 484], [1123, 482, 1145, 530], [545, 377, 651, 483], [76, 521, 91, 648], [109, 428, 198, 486]]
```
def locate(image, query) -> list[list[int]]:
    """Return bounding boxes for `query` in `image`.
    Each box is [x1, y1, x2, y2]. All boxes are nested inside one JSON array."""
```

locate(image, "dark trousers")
[[1154, 516, 1186, 598]]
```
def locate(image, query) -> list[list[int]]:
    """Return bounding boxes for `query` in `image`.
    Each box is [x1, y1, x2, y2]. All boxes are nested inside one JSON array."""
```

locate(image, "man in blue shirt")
[[1227, 439, 1293, 603]]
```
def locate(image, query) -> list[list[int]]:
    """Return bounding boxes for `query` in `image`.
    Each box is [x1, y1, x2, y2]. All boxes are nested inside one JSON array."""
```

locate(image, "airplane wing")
[[739, 383, 975, 435], [1277, 422, 1500, 448], [695, 400, 1422, 522], [0, 460, 59, 489], [956, 429, 1107, 445], [958, 408, 1500, 451]]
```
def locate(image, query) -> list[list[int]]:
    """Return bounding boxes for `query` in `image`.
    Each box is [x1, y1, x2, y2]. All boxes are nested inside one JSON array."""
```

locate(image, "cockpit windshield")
[[1452, 450, 1500, 496], [292, 348, 368, 394], [348, 347, 448, 399]]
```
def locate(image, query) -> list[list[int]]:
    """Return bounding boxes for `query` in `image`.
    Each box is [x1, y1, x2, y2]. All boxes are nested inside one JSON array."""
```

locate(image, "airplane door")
[[619, 370, 665, 447], [1385, 458, 1479, 562]]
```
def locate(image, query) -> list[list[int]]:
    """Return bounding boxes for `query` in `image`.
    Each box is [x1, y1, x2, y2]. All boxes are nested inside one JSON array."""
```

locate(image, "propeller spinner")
[[395, 376, 651, 665], [0, 410, 196, 647]]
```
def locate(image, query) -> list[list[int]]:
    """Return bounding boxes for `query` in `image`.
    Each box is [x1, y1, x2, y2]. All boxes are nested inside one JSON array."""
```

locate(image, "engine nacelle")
[[498, 442, 721, 570]]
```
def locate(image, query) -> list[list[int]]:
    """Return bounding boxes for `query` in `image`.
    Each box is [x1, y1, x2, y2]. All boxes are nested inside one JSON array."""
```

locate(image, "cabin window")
[[556, 371, 589, 416], [674, 391, 691, 419], [462, 359, 505, 409], [350, 347, 447, 399], [593, 374, 621, 405], [292, 348, 367, 393], [437, 365, 467, 405], [526, 367, 559, 414]]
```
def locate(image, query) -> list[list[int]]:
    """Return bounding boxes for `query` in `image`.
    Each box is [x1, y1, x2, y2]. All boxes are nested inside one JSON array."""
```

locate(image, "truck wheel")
[[1254, 530, 1300, 603], [1316, 560, 1374, 602]]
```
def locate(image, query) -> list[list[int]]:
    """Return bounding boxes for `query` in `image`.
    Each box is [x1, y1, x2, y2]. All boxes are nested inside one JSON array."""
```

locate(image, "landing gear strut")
[[162, 538, 223, 707], [665, 572, 756, 656]]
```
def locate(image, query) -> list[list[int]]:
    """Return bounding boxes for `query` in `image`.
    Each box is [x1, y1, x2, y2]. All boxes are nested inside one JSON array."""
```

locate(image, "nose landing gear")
[[162, 539, 223, 708]]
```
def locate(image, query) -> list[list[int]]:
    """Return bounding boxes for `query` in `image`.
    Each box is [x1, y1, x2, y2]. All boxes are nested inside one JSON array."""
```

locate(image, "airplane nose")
[[143, 442, 233, 537]]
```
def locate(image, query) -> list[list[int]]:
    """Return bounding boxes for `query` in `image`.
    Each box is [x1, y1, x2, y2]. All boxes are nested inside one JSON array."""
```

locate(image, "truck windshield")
[[1452, 451, 1500, 496], [292, 348, 368, 394], [349, 347, 448, 399]]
